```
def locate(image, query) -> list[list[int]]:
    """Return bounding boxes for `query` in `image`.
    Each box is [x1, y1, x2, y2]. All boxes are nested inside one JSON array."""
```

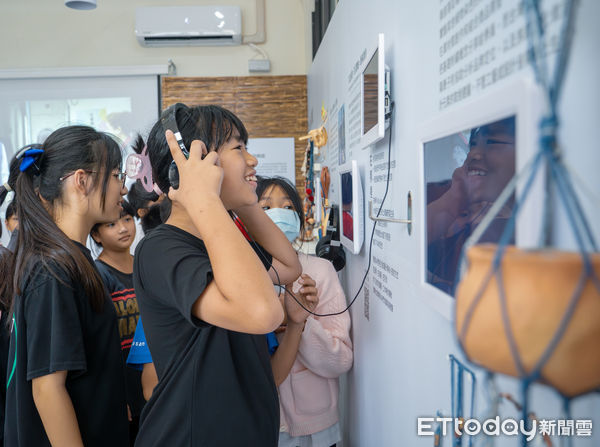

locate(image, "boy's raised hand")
[[165, 130, 224, 209]]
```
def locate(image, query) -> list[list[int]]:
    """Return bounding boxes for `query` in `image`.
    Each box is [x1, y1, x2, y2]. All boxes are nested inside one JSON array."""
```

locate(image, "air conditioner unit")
[[135, 6, 242, 47]]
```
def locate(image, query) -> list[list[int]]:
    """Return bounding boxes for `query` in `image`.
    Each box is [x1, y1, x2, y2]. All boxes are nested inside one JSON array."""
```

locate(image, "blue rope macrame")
[[449, 355, 476, 447], [456, 1, 599, 446]]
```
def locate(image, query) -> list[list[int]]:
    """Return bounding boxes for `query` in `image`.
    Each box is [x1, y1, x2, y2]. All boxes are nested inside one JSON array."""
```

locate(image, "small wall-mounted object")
[[316, 204, 346, 272], [368, 191, 412, 235], [299, 125, 328, 148], [248, 59, 271, 73], [135, 6, 242, 47], [65, 0, 96, 10]]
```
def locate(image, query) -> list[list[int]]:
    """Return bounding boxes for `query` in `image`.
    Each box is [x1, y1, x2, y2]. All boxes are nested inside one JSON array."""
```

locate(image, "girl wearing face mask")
[[257, 176, 354, 447]]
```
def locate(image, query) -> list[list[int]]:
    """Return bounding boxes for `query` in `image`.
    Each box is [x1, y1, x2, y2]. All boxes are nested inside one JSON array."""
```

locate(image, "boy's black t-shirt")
[[95, 259, 146, 418], [4, 242, 129, 447], [133, 224, 279, 447]]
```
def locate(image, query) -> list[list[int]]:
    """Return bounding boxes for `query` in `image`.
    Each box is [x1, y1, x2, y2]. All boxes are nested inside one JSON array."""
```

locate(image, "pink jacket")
[[278, 254, 353, 437]]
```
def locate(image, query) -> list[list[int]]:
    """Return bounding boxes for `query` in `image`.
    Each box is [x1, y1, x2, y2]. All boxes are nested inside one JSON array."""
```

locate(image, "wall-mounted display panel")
[[339, 160, 365, 254], [360, 33, 388, 149], [419, 78, 544, 318], [425, 115, 516, 295]]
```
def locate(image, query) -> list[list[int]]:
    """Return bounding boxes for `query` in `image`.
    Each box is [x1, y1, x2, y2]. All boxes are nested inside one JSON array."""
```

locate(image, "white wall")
[[0, 0, 308, 77], [307, 0, 600, 446]]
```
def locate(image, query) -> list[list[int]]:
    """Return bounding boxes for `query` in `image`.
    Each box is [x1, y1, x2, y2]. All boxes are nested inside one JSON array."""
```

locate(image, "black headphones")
[[316, 204, 346, 272], [160, 103, 190, 189]]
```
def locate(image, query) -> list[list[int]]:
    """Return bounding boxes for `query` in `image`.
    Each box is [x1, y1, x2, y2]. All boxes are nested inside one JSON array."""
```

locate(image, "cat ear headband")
[[125, 146, 162, 195]]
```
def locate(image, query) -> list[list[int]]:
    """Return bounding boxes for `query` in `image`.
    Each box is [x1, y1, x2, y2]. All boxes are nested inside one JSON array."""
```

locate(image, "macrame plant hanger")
[[450, 355, 477, 447], [455, 1, 600, 446]]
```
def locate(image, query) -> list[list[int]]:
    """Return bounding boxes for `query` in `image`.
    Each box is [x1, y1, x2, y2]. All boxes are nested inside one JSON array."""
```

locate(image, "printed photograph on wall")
[[338, 104, 346, 164], [424, 115, 516, 295]]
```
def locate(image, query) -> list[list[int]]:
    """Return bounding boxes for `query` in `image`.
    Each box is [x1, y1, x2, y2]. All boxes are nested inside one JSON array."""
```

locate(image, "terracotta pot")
[[455, 244, 600, 397]]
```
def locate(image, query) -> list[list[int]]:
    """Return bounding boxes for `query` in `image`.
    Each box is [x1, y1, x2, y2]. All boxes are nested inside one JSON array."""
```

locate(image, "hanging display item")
[[299, 140, 316, 241], [299, 108, 329, 241], [456, 246, 600, 397], [455, 0, 599, 418], [320, 166, 331, 237]]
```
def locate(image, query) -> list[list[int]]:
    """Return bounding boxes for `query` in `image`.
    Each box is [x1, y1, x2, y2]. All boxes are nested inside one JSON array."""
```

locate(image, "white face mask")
[[265, 208, 301, 242]]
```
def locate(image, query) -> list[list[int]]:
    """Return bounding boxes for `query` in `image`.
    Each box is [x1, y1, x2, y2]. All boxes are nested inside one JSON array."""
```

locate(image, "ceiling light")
[[65, 0, 97, 10]]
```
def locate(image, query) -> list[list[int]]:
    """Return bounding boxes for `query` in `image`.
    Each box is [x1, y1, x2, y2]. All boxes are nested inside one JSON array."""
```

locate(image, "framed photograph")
[[419, 78, 544, 319]]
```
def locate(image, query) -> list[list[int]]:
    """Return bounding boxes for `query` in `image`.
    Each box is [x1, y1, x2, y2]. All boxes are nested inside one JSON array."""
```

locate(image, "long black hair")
[[146, 104, 249, 203], [0, 153, 29, 311], [0, 126, 123, 313]]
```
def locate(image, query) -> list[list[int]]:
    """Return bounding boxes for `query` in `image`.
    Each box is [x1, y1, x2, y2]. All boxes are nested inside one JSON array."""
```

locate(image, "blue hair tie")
[[19, 148, 44, 174]]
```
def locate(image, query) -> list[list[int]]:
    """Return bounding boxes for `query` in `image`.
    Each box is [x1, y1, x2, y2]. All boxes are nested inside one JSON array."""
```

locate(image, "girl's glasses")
[[112, 172, 127, 187], [60, 170, 126, 187]]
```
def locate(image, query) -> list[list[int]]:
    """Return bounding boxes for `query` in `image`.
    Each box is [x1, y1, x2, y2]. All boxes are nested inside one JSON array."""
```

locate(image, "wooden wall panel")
[[161, 76, 308, 196]]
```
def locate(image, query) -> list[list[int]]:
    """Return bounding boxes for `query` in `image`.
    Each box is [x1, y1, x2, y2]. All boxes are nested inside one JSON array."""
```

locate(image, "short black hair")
[[127, 180, 159, 216], [256, 176, 305, 234], [5, 199, 17, 221], [120, 199, 136, 219], [146, 104, 248, 197]]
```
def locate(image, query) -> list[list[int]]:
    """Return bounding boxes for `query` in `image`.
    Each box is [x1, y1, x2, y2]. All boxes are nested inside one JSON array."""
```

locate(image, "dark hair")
[[127, 181, 159, 216], [0, 125, 123, 313], [146, 104, 249, 198], [143, 201, 165, 233], [90, 200, 136, 247], [119, 199, 136, 219], [125, 134, 164, 232], [5, 199, 17, 221], [469, 116, 516, 147], [127, 180, 164, 233], [0, 154, 27, 310], [256, 176, 305, 234]]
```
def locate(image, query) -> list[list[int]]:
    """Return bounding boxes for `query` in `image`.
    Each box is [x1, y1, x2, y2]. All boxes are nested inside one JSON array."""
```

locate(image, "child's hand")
[[284, 274, 318, 325], [444, 164, 469, 216], [165, 130, 223, 209]]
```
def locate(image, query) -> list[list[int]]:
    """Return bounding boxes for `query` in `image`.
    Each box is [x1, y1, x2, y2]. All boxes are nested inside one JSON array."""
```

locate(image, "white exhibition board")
[[307, 0, 600, 446], [249, 137, 296, 184]]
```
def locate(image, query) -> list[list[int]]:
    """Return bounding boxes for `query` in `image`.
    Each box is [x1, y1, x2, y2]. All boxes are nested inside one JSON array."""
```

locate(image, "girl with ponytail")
[[1, 126, 130, 447]]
